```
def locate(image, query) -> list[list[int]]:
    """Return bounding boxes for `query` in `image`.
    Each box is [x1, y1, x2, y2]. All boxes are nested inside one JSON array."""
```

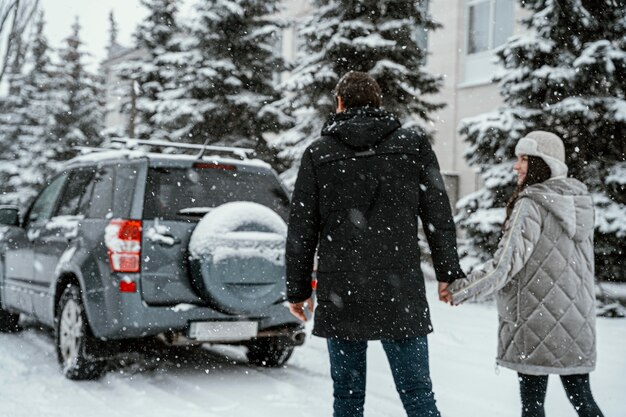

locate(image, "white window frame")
[[463, 0, 514, 85], [467, 0, 495, 56]]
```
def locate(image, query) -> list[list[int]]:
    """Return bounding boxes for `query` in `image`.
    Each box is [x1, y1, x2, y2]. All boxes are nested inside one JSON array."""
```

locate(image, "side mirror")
[[0, 206, 20, 227]]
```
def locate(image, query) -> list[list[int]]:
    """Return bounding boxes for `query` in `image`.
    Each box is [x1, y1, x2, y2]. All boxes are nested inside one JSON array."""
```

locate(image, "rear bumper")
[[86, 288, 302, 341]]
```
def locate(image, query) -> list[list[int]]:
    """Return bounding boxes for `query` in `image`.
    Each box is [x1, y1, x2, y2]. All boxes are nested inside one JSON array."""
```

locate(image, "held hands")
[[290, 286, 455, 319], [438, 282, 454, 305], [289, 297, 315, 322]]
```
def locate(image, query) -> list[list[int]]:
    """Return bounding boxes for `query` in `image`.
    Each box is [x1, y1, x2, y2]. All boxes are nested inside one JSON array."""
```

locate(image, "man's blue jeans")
[[327, 337, 441, 417]]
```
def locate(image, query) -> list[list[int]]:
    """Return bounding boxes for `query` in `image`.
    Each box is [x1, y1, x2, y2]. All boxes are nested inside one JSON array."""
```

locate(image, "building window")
[[414, 0, 430, 63], [442, 172, 460, 211], [466, 0, 514, 55], [463, 0, 514, 84], [270, 29, 283, 87]]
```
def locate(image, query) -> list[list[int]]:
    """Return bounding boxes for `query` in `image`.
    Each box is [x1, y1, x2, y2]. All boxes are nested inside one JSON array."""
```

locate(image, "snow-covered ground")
[[0, 280, 624, 417]]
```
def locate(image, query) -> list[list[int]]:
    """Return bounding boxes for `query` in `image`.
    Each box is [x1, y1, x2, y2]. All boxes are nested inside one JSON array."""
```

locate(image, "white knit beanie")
[[515, 131, 568, 178]]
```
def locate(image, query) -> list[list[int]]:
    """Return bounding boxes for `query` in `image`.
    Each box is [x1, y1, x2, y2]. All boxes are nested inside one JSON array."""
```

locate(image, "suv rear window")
[[143, 166, 289, 221]]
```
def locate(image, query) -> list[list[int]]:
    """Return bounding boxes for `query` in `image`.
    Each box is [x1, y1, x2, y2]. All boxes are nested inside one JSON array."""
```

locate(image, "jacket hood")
[[321, 107, 401, 149], [522, 178, 594, 242]]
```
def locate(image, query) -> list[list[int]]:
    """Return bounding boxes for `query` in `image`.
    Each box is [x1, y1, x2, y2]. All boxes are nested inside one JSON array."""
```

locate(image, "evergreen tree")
[[116, 0, 183, 140], [273, 0, 442, 187], [51, 17, 104, 161], [0, 62, 25, 204], [150, 0, 290, 165], [456, 0, 626, 281], [100, 10, 135, 139], [107, 10, 119, 54], [0, 8, 29, 159], [0, 12, 57, 204]]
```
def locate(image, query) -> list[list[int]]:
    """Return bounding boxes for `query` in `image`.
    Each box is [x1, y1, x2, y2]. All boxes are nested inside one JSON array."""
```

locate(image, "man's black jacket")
[[286, 107, 465, 340]]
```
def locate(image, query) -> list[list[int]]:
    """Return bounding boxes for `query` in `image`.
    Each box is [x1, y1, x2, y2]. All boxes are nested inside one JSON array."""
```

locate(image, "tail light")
[[119, 279, 137, 293], [105, 219, 142, 273]]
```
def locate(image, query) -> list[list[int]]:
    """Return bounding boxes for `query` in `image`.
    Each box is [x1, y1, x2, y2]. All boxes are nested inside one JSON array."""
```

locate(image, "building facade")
[[426, 0, 525, 206]]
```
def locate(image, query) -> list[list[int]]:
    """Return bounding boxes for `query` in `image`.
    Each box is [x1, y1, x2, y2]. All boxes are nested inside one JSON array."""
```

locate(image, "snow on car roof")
[[67, 148, 271, 169]]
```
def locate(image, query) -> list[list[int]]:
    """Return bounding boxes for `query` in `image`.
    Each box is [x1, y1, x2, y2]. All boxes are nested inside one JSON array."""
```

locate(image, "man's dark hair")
[[334, 71, 382, 109]]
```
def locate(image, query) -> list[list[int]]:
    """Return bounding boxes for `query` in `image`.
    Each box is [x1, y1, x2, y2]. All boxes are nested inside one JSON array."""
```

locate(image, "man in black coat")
[[286, 71, 465, 417]]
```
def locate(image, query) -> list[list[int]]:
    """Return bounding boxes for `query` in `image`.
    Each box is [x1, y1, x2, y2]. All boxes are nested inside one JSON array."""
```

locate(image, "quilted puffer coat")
[[449, 177, 596, 375]]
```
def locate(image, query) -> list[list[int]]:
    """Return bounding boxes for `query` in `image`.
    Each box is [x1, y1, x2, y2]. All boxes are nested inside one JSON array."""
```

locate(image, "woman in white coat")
[[443, 131, 604, 417]]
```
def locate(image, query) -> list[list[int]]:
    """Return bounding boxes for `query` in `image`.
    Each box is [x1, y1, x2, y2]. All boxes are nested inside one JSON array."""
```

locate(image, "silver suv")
[[0, 141, 304, 380]]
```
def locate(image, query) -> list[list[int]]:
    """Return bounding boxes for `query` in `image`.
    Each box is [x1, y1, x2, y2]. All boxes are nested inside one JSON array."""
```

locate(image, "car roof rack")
[[75, 146, 110, 153], [110, 138, 256, 160]]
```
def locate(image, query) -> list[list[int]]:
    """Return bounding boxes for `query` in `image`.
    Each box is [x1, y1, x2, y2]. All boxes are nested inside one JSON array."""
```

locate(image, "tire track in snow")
[[112, 346, 320, 417], [0, 329, 119, 417]]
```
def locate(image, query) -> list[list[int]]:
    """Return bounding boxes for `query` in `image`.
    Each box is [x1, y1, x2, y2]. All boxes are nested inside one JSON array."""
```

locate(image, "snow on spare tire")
[[188, 201, 287, 314]]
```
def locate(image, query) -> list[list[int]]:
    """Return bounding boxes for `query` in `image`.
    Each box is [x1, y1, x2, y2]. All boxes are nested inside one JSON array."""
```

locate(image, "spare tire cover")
[[188, 201, 287, 314]]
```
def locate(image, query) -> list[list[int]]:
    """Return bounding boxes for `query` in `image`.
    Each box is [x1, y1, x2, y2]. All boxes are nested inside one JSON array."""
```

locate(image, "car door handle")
[[27, 228, 41, 242], [158, 235, 181, 246], [39, 231, 78, 243], [148, 233, 181, 247], [146, 225, 180, 247]]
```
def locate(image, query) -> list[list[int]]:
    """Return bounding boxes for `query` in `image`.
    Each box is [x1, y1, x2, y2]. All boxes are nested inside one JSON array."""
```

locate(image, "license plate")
[[188, 321, 258, 342]]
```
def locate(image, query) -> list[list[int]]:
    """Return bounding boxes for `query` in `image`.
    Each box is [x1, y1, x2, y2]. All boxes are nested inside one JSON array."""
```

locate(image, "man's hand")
[[289, 297, 314, 321], [438, 282, 453, 304]]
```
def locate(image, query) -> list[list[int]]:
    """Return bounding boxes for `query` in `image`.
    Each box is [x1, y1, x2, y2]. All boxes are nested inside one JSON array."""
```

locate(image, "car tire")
[[55, 285, 107, 380], [246, 337, 294, 367], [0, 308, 20, 333]]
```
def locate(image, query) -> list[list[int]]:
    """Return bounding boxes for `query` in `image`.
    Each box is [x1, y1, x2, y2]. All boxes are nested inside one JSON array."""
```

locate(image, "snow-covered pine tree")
[[456, 0, 626, 282], [150, 0, 290, 165], [0, 50, 26, 204], [274, 0, 442, 187], [114, 0, 183, 141], [0, 12, 58, 205], [107, 10, 120, 55], [0, 38, 24, 204], [0, 5, 27, 203], [51, 18, 104, 161]]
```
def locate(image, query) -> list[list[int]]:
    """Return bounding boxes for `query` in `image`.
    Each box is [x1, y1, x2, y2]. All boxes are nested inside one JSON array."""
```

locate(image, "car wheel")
[[0, 308, 20, 332], [246, 337, 294, 367], [55, 285, 106, 380]]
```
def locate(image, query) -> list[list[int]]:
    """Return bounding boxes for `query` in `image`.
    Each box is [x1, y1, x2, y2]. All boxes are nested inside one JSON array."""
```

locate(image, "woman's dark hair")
[[504, 155, 552, 226], [333, 71, 382, 109]]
